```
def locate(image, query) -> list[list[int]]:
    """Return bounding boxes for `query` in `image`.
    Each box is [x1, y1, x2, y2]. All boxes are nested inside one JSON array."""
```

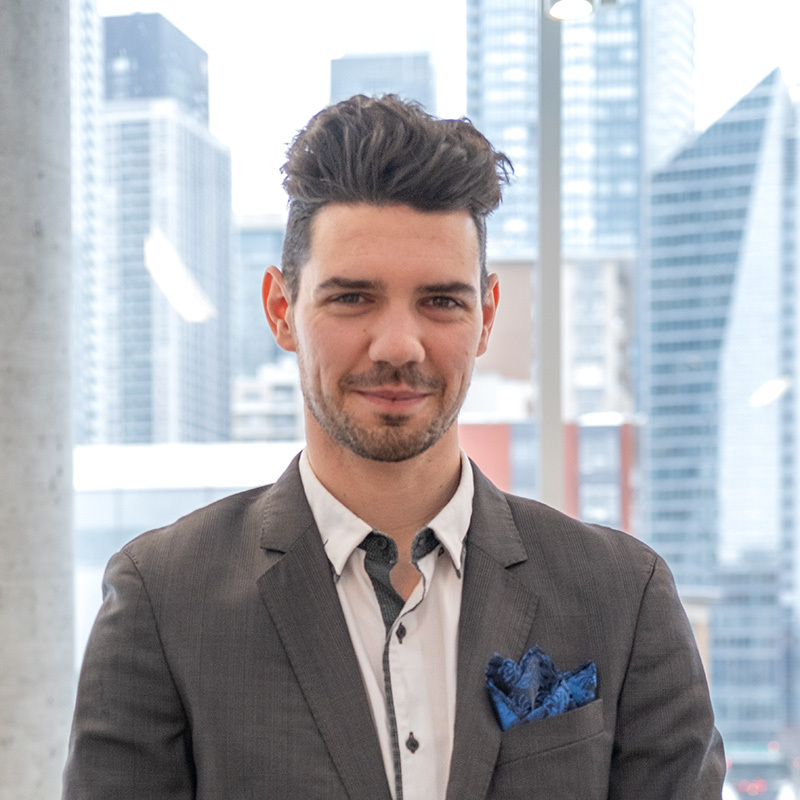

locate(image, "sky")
[[97, 0, 800, 217]]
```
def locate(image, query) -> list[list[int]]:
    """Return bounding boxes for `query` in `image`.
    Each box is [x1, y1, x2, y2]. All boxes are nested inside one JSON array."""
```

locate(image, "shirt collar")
[[299, 449, 474, 577]]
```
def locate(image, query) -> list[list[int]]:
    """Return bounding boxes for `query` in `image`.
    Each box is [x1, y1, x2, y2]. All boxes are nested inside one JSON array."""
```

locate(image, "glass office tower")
[[466, 0, 694, 525], [466, 0, 693, 260], [101, 14, 232, 442], [645, 70, 797, 749]]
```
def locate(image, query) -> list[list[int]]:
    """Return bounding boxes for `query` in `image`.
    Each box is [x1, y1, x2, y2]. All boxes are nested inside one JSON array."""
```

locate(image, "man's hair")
[[280, 94, 512, 299]]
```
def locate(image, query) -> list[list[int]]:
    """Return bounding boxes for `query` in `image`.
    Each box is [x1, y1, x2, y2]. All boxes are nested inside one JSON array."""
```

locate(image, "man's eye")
[[427, 296, 460, 310], [332, 293, 365, 305]]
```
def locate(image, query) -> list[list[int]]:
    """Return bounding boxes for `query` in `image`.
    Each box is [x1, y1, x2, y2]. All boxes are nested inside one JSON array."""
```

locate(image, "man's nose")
[[367, 306, 425, 366]]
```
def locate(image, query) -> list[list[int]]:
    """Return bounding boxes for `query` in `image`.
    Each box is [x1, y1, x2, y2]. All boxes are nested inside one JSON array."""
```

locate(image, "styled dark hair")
[[280, 94, 512, 299]]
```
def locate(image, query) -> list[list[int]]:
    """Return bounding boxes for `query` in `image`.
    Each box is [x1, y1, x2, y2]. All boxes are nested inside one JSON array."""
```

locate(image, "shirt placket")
[[358, 530, 439, 800], [388, 549, 440, 800]]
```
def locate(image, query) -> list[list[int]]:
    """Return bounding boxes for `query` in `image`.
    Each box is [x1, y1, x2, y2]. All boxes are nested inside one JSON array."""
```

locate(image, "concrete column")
[[0, 2, 74, 798], [538, 7, 565, 511]]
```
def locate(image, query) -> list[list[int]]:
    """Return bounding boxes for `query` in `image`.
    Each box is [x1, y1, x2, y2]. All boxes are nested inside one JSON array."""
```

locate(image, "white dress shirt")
[[298, 450, 474, 800]]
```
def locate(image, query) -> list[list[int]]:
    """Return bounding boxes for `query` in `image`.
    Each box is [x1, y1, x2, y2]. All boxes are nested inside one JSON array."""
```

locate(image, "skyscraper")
[[101, 14, 232, 443], [466, 0, 539, 261], [644, 69, 797, 749], [466, 0, 693, 261], [104, 12, 209, 124], [330, 53, 436, 112], [466, 0, 694, 416], [466, 0, 694, 524]]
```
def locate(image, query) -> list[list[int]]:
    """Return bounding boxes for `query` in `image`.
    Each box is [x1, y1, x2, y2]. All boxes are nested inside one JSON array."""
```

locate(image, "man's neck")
[[304, 429, 463, 559]]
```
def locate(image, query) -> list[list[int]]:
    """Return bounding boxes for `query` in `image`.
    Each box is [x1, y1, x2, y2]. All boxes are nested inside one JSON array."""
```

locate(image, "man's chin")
[[347, 435, 437, 463], [306, 396, 457, 462], [343, 418, 460, 463], [376, 413, 412, 429]]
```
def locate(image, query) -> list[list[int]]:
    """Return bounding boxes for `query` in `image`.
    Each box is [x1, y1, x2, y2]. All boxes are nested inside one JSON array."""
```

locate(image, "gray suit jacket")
[[63, 457, 725, 799]]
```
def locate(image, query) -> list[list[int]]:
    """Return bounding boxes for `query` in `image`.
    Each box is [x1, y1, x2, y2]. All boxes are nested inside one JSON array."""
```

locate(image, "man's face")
[[266, 203, 498, 463]]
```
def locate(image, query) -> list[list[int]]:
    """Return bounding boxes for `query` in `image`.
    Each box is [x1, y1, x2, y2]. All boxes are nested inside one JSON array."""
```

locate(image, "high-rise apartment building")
[[644, 69, 797, 751], [100, 14, 232, 443], [330, 53, 436, 112]]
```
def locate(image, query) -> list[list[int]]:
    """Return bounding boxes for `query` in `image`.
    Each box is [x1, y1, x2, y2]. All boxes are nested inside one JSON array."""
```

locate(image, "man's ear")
[[262, 266, 297, 353], [477, 273, 500, 357]]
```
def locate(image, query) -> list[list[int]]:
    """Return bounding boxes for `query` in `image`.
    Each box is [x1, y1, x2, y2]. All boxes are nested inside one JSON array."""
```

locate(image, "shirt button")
[[406, 732, 419, 753], [396, 623, 406, 643]]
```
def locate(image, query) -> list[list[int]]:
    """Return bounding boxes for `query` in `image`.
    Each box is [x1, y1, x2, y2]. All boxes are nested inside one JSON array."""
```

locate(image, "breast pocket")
[[496, 698, 606, 765]]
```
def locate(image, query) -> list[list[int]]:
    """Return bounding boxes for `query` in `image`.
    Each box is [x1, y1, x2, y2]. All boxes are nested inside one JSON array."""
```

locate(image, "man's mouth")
[[361, 388, 428, 400], [353, 387, 432, 410], [343, 367, 443, 391]]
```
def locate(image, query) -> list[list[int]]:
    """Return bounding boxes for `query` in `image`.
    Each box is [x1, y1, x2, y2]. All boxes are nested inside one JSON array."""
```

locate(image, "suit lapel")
[[255, 458, 392, 800], [446, 464, 538, 800]]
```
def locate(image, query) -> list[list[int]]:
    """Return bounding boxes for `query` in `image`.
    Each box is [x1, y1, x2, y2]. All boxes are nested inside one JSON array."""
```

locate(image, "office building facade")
[[466, 0, 693, 260], [466, 0, 693, 429], [644, 69, 797, 750], [104, 12, 209, 124], [466, 0, 693, 533], [101, 14, 232, 442]]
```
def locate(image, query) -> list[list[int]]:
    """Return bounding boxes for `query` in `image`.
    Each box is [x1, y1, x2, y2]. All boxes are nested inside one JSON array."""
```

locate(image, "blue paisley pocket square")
[[485, 645, 597, 731]]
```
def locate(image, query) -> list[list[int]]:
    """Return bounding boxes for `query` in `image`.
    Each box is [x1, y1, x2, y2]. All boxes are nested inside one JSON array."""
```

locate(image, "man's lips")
[[354, 387, 432, 407], [341, 365, 443, 394]]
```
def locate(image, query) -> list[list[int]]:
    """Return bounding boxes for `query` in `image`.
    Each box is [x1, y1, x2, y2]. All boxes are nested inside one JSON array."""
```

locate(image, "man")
[[63, 95, 725, 799]]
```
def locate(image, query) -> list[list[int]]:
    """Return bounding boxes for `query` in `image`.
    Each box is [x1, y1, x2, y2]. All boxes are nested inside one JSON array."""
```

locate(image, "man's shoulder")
[[500, 490, 661, 574], [469, 461, 657, 571], [488, 490, 675, 623], [121, 483, 273, 562], [120, 454, 307, 563]]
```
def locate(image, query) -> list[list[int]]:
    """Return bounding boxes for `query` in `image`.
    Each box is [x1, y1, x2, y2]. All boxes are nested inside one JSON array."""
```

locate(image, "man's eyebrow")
[[314, 277, 478, 297], [420, 281, 478, 296], [315, 277, 383, 292]]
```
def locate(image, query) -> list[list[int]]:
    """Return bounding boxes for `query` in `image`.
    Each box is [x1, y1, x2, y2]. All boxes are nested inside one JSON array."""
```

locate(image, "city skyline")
[[70, 2, 800, 779], [96, 0, 800, 216]]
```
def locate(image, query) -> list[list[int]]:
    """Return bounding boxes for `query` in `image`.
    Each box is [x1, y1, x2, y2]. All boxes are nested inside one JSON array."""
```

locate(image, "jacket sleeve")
[[608, 553, 726, 799], [62, 550, 195, 800]]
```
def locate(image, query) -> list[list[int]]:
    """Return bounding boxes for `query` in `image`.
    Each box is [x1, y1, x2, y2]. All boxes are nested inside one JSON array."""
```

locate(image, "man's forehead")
[[287, 203, 484, 299], [309, 202, 478, 240]]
